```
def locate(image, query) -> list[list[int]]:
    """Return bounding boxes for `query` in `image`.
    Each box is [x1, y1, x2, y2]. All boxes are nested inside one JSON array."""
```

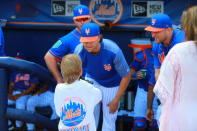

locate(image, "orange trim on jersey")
[[128, 44, 152, 49]]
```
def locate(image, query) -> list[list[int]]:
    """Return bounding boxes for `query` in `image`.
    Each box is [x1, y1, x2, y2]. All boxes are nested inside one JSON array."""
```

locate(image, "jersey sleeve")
[[130, 52, 143, 71], [114, 49, 130, 77], [49, 40, 69, 59], [149, 72, 156, 87], [152, 42, 161, 69]]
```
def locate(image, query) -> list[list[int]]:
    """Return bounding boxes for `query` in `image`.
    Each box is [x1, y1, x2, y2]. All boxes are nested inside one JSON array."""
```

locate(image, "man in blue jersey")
[[44, 5, 91, 83], [129, 39, 158, 131], [8, 52, 39, 130], [0, 25, 5, 56], [144, 14, 185, 124], [74, 23, 131, 131]]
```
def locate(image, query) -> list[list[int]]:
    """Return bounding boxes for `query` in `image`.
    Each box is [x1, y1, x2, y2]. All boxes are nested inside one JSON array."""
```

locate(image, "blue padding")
[[133, 117, 147, 130], [0, 57, 55, 84], [7, 108, 58, 130]]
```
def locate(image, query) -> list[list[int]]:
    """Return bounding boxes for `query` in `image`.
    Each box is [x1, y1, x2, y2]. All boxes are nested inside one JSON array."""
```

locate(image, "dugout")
[[0, 0, 196, 131]]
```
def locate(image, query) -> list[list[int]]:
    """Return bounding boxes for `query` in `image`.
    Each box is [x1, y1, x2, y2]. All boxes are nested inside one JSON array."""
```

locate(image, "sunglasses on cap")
[[75, 17, 90, 22]]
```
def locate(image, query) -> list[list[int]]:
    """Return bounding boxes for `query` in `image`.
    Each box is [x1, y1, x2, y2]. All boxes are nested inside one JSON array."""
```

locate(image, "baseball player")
[[129, 39, 158, 131], [8, 53, 39, 130], [0, 25, 5, 56], [144, 14, 185, 124], [44, 4, 91, 84], [26, 84, 58, 131], [54, 54, 102, 131], [74, 23, 131, 131]]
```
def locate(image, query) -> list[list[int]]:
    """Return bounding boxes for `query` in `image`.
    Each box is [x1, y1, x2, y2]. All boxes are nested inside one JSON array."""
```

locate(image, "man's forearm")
[[114, 74, 131, 102], [147, 85, 155, 109], [44, 52, 63, 83]]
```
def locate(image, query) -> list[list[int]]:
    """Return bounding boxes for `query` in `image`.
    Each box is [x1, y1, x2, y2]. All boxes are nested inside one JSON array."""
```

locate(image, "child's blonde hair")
[[61, 54, 82, 84]]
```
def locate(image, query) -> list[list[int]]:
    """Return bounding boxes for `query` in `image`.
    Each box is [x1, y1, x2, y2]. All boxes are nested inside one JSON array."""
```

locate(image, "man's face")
[[83, 37, 100, 54], [74, 17, 91, 28], [151, 29, 168, 44]]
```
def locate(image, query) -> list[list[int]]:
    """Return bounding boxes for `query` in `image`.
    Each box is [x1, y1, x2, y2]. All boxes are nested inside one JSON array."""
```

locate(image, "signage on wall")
[[131, 1, 164, 17], [89, 0, 123, 26], [51, 0, 80, 16]]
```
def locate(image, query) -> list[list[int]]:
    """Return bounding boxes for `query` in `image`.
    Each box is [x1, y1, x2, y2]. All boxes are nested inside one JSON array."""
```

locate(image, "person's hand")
[[136, 71, 144, 79], [57, 78, 64, 84], [107, 99, 119, 114], [8, 95, 15, 100], [146, 109, 154, 121], [13, 94, 21, 100]]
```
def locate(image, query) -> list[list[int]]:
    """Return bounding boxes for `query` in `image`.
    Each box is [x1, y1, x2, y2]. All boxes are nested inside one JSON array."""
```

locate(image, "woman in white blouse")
[[153, 6, 197, 131]]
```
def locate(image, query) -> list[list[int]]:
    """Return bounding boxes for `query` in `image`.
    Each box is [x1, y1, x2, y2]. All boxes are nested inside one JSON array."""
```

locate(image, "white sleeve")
[[54, 84, 61, 116], [154, 48, 180, 104]]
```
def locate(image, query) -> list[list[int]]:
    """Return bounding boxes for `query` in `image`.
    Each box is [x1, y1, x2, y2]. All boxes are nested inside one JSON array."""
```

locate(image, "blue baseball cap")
[[145, 14, 172, 32], [80, 23, 100, 42], [73, 5, 90, 19]]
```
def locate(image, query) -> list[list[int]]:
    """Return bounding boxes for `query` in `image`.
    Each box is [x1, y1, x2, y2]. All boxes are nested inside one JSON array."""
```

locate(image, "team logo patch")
[[60, 97, 86, 127], [152, 19, 156, 25], [158, 52, 165, 63], [78, 8, 83, 14], [85, 28, 90, 36], [104, 64, 112, 71]]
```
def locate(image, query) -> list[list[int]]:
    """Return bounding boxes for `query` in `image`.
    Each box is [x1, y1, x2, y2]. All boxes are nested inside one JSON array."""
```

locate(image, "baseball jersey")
[[49, 29, 81, 61], [149, 29, 185, 86], [10, 72, 39, 90], [130, 48, 154, 91], [54, 80, 102, 131], [0, 26, 5, 56], [152, 29, 185, 69], [74, 39, 130, 87]]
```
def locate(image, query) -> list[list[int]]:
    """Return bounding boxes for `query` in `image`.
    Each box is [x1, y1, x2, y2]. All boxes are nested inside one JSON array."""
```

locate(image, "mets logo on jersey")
[[158, 52, 165, 63], [104, 64, 112, 71], [60, 97, 86, 127]]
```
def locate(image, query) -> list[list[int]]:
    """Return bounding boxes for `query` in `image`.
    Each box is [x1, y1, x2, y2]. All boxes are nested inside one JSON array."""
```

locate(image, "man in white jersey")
[[54, 54, 102, 131], [74, 23, 131, 131]]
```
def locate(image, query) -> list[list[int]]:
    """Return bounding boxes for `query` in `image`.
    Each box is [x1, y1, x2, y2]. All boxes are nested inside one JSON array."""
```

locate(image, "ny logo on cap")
[[85, 28, 90, 35], [152, 19, 156, 25], [78, 8, 83, 14]]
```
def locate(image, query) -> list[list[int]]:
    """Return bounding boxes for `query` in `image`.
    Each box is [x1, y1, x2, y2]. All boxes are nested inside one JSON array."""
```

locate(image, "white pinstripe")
[[89, 78, 119, 131]]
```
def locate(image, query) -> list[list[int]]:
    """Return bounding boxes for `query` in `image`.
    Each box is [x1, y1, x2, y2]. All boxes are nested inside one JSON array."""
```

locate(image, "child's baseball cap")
[[73, 5, 90, 19], [145, 14, 172, 32], [80, 23, 100, 42]]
